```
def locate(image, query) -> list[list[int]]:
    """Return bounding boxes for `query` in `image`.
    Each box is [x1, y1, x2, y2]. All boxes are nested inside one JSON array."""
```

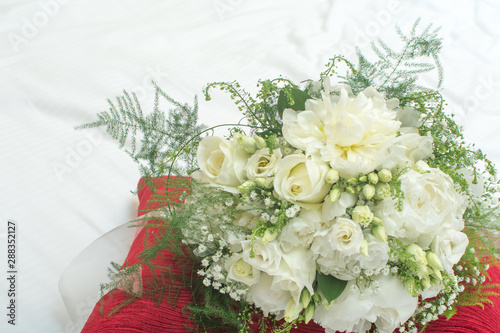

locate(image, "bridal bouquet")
[[80, 21, 500, 333]]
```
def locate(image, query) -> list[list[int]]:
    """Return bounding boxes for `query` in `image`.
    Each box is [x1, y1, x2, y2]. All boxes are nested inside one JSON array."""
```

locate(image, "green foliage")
[[76, 82, 206, 177], [322, 19, 443, 100], [316, 272, 348, 303]]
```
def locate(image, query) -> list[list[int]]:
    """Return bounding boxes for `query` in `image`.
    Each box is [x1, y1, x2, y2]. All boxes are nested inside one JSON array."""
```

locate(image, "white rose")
[[241, 239, 282, 275], [279, 208, 323, 252], [375, 162, 467, 248], [246, 148, 282, 181], [283, 86, 401, 178], [225, 253, 260, 286], [195, 136, 250, 193], [246, 272, 291, 317], [314, 275, 418, 333], [273, 154, 332, 209], [430, 230, 469, 271], [272, 247, 316, 303]]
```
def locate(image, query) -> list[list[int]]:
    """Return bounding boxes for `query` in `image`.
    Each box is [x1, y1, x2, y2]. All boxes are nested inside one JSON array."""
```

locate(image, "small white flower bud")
[[426, 251, 443, 271], [326, 169, 340, 184], [239, 135, 257, 154], [362, 184, 376, 200], [253, 135, 266, 149], [378, 169, 392, 183], [304, 302, 315, 324], [360, 238, 369, 257], [371, 225, 388, 243], [262, 229, 278, 243], [368, 172, 379, 184], [329, 188, 341, 203]]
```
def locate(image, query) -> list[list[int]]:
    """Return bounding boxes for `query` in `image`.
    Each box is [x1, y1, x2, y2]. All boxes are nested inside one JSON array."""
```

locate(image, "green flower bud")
[[300, 288, 312, 308], [432, 267, 443, 281], [284, 298, 303, 322], [406, 244, 429, 278], [347, 177, 358, 184], [362, 184, 376, 200], [346, 185, 356, 194], [378, 169, 392, 182], [371, 225, 388, 243], [304, 302, 315, 324], [352, 205, 373, 226], [426, 251, 444, 271], [262, 229, 278, 243], [371, 216, 384, 226], [358, 175, 367, 183], [374, 183, 391, 199], [329, 188, 341, 203], [238, 180, 256, 193], [254, 135, 266, 149], [421, 275, 431, 289], [238, 135, 257, 154], [368, 172, 379, 184], [326, 169, 340, 184], [255, 177, 273, 188], [359, 238, 369, 257]]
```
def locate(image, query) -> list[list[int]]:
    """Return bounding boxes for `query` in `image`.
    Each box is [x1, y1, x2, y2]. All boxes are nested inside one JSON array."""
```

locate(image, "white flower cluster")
[[189, 85, 473, 333]]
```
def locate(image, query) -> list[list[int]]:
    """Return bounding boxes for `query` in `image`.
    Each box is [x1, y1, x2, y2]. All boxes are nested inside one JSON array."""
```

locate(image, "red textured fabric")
[[82, 176, 500, 333]]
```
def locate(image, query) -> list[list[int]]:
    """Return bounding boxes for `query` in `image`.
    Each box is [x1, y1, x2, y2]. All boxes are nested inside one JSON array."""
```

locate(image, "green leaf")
[[444, 307, 457, 320], [277, 87, 311, 118], [316, 272, 348, 304]]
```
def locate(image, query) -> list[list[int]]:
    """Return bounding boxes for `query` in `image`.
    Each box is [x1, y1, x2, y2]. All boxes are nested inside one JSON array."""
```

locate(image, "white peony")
[[282, 86, 401, 178], [195, 136, 250, 193], [246, 147, 282, 181], [382, 131, 433, 170], [430, 230, 469, 271], [273, 154, 332, 209], [375, 161, 467, 248], [314, 275, 418, 333], [279, 208, 323, 252], [225, 253, 260, 286]]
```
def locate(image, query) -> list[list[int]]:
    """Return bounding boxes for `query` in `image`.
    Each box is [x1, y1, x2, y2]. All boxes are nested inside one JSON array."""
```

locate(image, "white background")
[[1, 0, 499, 332]]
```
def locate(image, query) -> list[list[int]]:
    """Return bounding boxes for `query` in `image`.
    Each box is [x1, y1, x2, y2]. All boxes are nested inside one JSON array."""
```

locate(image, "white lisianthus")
[[246, 148, 282, 181], [225, 253, 260, 286], [314, 275, 418, 333], [272, 247, 316, 304], [375, 161, 467, 247], [279, 208, 323, 252], [273, 154, 332, 208], [329, 217, 364, 255], [430, 230, 469, 271], [246, 272, 290, 317], [195, 136, 250, 193], [241, 239, 282, 275], [282, 86, 401, 178]]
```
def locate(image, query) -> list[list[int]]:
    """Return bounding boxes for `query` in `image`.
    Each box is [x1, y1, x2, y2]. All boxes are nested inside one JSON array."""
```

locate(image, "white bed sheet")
[[1, 0, 499, 332]]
